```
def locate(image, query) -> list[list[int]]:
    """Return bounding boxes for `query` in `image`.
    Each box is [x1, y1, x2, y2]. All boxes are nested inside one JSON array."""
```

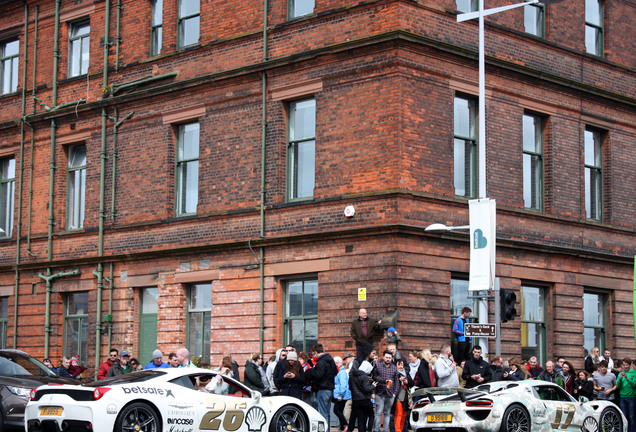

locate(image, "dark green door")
[[139, 287, 159, 365]]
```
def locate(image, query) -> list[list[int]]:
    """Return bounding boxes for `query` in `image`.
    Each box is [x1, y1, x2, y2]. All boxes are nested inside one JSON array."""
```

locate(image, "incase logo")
[[168, 418, 194, 425]]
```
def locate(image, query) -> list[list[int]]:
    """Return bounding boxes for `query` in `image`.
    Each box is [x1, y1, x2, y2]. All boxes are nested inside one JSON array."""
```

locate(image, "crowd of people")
[[38, 307, 635, 432]]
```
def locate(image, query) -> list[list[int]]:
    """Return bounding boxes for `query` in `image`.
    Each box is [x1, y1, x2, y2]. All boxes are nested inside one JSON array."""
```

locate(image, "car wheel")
[[582, 416, 598, 432], [500, 404, 531, 432], [114, 402, 162, 432], [599, 407, 623, 432], [269, 405, 308, 432]]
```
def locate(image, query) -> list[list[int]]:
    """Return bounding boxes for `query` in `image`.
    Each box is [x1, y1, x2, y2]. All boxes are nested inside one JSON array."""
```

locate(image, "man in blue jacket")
[[452, 307, 472, 362]]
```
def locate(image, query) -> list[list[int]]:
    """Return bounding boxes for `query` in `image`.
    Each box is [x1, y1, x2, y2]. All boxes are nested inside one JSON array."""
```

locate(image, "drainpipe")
[[102, 0, 110, 90], [110, 108, 134, 222], [14, 3, 29, 348], [43, 0, 62, 358], [259, 0, 269, 355], [27, 6, 38, 256], [93, 108, 109, 379], [115, 0, 122, 70], [93, 0, 111, 374], [40, 269, 81, 357]]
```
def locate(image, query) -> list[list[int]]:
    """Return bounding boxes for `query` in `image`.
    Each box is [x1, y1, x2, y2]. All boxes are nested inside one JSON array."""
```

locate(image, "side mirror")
[[578, 396, 589, 403], [252, 390, 262, 403]]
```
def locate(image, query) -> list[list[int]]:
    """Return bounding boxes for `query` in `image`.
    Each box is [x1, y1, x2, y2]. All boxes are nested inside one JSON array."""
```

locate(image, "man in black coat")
[[462, 346, 492, 388], [350, 309, 382, 363], [305, 344, 338, 427]]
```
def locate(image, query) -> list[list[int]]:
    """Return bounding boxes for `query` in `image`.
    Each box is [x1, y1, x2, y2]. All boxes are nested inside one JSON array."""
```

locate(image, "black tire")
[[269, 405, 308, 432], [599, 407, 623, 432], [499, 404, 531, 432], [114, 402, 162, 432]]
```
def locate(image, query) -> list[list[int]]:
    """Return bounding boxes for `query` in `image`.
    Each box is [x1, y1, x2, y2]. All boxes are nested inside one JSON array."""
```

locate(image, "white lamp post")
[[457, 0, 564, 199]]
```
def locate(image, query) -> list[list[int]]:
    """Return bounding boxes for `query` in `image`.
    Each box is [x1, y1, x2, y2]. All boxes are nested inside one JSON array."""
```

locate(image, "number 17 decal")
[[550, 402, 575, 429]]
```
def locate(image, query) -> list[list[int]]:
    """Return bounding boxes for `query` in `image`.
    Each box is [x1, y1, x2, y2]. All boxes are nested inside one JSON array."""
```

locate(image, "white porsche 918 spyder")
[[410, 380, 626, 432], [24, 368, 327, 432]]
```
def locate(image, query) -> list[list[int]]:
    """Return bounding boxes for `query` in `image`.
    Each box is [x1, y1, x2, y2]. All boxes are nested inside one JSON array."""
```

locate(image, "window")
[[0, 157, 15, 237], [289, 0, 315, 18], [178, 0, 200, 48], [584, 128, 602, 220], [454, 96, 478, 198], [188, 283, 211, 364], [64, 292, 88, 359], [1, 40, 19, 94], [287, 99, 316, 201], [583, 292, 606, 355], [522, 114, 543, 210], [585, 0, 603, 56], [176, 123, 199, 216], [450, 277, 478, 358], [151, 0, 163, 56], [521, 285, 546, 365], [456, 0, 477, 13], [68, 20, 90, 77], [284, 279, 318, 352], [524, 3, 545, 37], [67, 144, 86, 230], [0, 297, 7, 349]]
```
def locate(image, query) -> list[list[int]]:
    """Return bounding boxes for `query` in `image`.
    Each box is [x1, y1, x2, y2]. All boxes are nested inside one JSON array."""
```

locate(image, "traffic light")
[[500, 289, 517, 322]]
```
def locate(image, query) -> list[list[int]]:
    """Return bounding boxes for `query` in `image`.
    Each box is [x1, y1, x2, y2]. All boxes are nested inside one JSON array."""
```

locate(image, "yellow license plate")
[[40, 407, 63, 416], [427, 413, 452, 423]]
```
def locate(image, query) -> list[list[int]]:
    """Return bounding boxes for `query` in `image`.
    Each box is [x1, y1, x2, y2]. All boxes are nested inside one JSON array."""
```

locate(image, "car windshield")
[[0, 351, 58, 377], [84, 370, 167, 387]]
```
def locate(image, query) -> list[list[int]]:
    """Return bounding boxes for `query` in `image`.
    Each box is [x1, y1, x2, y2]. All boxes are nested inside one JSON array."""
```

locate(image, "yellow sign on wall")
[[358, 288, 367, 301]]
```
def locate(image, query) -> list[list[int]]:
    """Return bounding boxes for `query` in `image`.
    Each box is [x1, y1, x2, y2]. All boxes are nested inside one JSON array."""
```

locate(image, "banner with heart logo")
[[468, 198, 496, 291]]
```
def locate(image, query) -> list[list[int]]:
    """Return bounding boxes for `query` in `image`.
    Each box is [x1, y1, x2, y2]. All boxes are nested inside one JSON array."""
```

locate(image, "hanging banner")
[[469, 198, 496, 291]]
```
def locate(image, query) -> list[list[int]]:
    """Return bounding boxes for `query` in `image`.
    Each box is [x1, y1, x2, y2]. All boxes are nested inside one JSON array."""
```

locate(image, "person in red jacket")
[[97, 349, 119, 380]]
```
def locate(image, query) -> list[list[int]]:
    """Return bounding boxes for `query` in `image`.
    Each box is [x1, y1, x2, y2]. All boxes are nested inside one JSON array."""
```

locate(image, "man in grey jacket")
[[436, 345, 459, 387]]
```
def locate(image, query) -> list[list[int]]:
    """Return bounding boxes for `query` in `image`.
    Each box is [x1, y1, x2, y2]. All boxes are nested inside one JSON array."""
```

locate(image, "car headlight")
[[6, 386, 31, 398]]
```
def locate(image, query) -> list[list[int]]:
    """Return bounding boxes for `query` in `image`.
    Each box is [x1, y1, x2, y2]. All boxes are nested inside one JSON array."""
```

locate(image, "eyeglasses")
[[109, 354, 118, 357]]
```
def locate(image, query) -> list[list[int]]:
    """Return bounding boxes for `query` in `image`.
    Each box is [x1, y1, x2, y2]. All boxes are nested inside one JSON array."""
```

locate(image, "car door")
[[534, 385, 585, 430], [171, 373, 260, 432]]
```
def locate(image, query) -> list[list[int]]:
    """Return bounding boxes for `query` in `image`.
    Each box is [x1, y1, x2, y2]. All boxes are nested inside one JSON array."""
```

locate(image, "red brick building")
[[0, 0, 634, 376]]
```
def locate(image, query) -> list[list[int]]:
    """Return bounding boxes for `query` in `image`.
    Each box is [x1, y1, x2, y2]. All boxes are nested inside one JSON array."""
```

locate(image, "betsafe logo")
[[473, 229, 487, 249]]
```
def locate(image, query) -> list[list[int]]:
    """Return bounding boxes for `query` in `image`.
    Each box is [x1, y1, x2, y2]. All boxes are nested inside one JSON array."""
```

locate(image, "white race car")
[[25, 367, 327, 432], [410, 380, 626, 432]]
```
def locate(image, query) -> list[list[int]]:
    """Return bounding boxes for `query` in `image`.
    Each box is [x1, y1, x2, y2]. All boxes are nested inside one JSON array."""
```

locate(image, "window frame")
[[151, 0, 163, 56], [585, 0, 604, 56], [584, 127, 603, 221], [456, 0, 478, 13], [450, 277, 479, 357], [283, 278, 318, 352], [453, 95, 478, 199], [520, 285, 547, 365], [524, 2, 545, 37], [288, 0, 315, 19], [287, 98, 316, 202], [175, 122, 200, 217], [0, 157, 15, 237], [177, 0, 200, 49], [583, 291, 606, 355], [63, 292, 89, 359], [68, 19, 90, 77], [1, 39, 19, 95], [66, 144, 86, 230], [522, 113, 544, 211], [186, 283, 211, 365]]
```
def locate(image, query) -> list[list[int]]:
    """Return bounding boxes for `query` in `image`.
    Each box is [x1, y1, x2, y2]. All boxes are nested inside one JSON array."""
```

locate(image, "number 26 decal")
[[200, 396, 247, 431]]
